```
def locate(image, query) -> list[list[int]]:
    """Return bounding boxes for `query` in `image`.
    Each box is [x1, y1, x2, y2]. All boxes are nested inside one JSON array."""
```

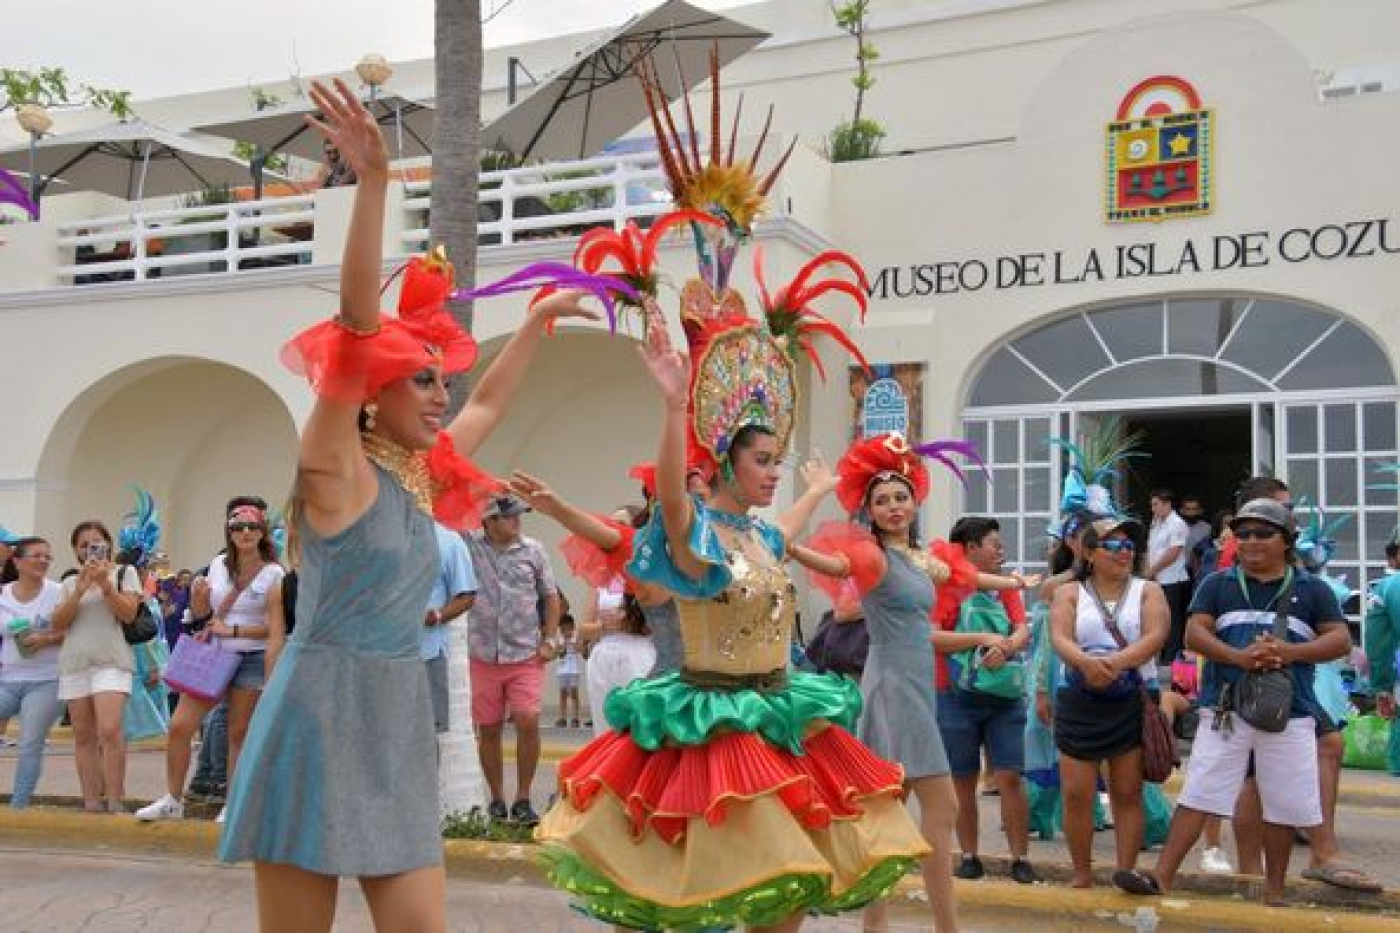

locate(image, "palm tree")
[[432, 0, 488, 818]]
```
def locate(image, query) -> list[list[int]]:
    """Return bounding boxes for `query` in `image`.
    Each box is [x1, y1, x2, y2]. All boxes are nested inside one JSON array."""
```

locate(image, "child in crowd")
[[554, 615, 583, 728]]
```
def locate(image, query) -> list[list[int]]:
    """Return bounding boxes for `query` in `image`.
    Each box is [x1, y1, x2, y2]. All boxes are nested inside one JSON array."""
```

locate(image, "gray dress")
[[643, 599, 683, 676], [219, 466, 440, 875], [858, 547, 951, 780]]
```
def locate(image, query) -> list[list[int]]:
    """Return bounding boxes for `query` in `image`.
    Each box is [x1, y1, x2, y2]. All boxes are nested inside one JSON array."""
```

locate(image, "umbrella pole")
[[27, 134, 41, 218]]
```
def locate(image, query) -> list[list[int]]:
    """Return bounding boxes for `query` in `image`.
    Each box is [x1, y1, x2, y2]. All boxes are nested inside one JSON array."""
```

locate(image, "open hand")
[[306, 78, 389, 181], [798, 454, 837, 497], [509, 470, 563, 517], [638, 300, 690, 406], [530, 288, 600, 329]]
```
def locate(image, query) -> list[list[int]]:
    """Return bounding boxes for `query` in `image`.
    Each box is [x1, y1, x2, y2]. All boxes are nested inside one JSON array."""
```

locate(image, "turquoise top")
[[626, 496, 785, 598]]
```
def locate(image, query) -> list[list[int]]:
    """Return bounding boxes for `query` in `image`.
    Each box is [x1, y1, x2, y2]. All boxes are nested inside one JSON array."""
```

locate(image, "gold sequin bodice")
[[678, 545, 796, 677]]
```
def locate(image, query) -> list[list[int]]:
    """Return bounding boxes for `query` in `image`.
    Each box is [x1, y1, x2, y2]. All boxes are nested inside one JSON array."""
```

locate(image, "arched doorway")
[[35, 358, 298, 567], [960, 296, 1400, 594]]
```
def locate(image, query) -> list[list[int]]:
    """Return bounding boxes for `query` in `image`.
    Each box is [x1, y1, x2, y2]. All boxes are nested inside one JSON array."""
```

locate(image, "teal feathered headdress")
[[1367, 463, 1400, 548], [117, 486, 161, 567], [1050, 417, 1147, 521], [1292, 495, 1350, 573]]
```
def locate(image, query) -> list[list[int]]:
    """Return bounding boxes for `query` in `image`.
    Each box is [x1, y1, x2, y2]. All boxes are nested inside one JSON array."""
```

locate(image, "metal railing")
[[401, 152, 673, 251], [55, 195, 317, 283], [45, 153, 676, 286]]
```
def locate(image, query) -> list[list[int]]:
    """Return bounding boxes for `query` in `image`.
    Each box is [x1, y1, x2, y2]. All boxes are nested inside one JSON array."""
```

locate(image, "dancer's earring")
[[363, 402, 379, 432]]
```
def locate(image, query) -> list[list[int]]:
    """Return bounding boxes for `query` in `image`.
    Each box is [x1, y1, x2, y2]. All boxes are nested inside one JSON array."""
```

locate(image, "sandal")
[[1301, 864, 1384, 894], [1112, 869, 1162, 896]]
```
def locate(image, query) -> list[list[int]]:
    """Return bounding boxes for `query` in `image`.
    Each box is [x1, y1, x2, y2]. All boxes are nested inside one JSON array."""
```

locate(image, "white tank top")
[[1074, 577, 1155, 682]]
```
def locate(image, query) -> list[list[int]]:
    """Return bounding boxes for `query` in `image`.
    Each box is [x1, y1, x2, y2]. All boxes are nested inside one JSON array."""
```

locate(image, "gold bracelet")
[[333, 314, 382, 337]]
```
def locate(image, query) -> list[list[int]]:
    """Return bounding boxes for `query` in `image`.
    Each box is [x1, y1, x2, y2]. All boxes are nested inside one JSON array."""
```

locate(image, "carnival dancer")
[[535, 51, 928, 932], [792, 431, 990, 933], [217, 79, 615, 932], [115, 488, 171, 747]]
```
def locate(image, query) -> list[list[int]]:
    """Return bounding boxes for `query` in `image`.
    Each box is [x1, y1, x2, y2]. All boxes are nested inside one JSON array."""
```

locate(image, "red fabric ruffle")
[[930, 539, 979, 626], [281, 255, 478, 404], [803, 521, 886, 612], [561, 518, 636, 589], [557, 726, 905, 846], [426, 432, 503, 530]]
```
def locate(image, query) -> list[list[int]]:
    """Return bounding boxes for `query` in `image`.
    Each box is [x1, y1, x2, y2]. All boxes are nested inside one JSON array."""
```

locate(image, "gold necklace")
[[361, 432, 434, 515]]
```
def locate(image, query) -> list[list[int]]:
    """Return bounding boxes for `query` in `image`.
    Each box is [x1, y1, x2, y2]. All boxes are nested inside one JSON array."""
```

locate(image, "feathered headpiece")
[[1050, 417, 1146, 519], [117, 486, 161, 567], [1368, 462, 1400, 548], [0, 167, 37, 220], [1292, 495, 1350, 573], [836, 432, 987, 515]]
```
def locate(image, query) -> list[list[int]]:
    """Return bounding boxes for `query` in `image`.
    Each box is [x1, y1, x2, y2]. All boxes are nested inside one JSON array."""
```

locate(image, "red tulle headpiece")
[[836, 433, 931, 514], [281, 248, 478, 404]]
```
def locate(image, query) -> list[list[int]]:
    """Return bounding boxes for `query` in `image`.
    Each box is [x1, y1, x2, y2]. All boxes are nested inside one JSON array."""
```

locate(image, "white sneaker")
[[135, 794, 184, 822], [215, 806, 227, 824], [1200, 846, 1234, 874]]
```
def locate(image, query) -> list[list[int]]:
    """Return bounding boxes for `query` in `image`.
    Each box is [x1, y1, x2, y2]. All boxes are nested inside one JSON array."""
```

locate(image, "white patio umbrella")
[[193, 93, 435, 164], [481, 0, 769, 163], [0, 118, 266, 203]]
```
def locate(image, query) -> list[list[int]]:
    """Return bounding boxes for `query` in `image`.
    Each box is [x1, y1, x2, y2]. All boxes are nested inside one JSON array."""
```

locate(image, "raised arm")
[[509, 470, 625, 551], [297, 79, 389, 535], [639, 303, 706, 582], [447, 291, 598, 457], [776, 457, 838, 545]]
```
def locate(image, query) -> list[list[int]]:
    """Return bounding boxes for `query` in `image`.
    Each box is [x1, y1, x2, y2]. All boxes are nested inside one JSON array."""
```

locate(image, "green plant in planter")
[[823, 1, 887, 163]]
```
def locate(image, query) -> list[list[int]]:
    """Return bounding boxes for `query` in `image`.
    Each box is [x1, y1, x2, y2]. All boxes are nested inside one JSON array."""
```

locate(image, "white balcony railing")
[[400, 151, 672, 251], [32, 153, 674, 287], [55, 195, 317, 283]]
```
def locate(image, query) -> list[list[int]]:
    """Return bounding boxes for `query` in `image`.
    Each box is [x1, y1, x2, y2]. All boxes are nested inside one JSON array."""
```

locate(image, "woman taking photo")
[[579, 557, 656, 737], [52, 520, 139, 813], [216, 78, 599, 932], [137, 498, 283, 824], [1049, 516, 1169, 894], [0, 536, 66, 808]]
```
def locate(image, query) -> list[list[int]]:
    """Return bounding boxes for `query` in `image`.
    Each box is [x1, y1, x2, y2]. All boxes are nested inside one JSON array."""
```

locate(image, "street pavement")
[[7, 727, 1400, 891]]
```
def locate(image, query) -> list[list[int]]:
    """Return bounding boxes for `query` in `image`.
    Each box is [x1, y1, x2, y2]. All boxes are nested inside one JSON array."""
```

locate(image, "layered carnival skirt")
[[536, 669, 930, 930]]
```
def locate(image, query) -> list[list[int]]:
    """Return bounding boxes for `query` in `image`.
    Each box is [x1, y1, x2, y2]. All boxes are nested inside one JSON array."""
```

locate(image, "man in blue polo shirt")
[[1153, 498, 1351, 904]]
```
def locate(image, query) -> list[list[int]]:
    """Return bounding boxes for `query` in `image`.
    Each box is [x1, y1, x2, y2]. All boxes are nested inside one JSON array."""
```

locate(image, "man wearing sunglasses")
[[1153, 498, 1352, 904]]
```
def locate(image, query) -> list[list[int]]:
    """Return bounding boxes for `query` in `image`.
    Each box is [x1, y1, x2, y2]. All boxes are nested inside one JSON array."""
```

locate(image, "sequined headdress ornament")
[[630, 46, 870, 474], [836, 432, 987, 515], [117, 486, 162, 568], [1050, 417, 1146, 524]]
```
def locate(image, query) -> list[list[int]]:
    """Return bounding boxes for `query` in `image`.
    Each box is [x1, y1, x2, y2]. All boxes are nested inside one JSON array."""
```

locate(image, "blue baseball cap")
[[0, 526, 21, 545]]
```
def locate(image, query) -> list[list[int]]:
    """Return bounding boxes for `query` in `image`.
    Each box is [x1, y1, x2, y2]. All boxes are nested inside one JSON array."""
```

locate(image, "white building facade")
[[2, 0, 1398, 603]]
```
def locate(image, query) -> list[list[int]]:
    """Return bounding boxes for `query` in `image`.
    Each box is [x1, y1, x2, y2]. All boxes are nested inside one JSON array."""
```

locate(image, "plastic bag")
[[1342, 713, 1392, 770]]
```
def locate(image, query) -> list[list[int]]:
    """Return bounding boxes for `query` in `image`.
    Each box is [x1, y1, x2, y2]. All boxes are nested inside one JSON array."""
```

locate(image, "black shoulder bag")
[[1229, 568, 1294, 734], [115, 564, 159, 645]]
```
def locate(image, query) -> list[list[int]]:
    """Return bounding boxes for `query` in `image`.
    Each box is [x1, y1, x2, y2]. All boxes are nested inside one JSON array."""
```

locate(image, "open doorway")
[[1114, 407, 1251, 520]]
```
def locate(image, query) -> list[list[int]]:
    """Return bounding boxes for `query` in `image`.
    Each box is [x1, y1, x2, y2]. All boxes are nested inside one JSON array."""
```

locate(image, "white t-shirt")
[[206, 555, 284, 654], [0, 579, 64, 682], [1149, 511, 1190, 585]]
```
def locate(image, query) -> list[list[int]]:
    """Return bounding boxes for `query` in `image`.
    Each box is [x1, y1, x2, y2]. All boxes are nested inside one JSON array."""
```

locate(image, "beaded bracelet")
[[333, 314, 382, 337]]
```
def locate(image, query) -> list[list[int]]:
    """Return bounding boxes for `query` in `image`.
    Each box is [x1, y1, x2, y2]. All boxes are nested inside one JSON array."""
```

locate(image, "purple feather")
[[451, 262, 639, 334], [912, 439, 990, 487], [0, 167, 38, 220]]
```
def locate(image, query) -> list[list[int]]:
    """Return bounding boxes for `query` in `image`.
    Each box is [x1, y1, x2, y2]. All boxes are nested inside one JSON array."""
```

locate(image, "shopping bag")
[[163, 634, 239, 703]]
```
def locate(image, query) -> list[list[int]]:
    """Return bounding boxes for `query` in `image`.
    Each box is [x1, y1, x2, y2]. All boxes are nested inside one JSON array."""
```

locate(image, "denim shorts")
[[230, 651, 266, 691], [936, 687, 1027, 777]]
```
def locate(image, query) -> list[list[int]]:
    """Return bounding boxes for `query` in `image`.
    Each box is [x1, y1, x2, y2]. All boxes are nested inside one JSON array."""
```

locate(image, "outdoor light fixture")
[[356, 54, 393, 101], [16, 103, 52, 212]]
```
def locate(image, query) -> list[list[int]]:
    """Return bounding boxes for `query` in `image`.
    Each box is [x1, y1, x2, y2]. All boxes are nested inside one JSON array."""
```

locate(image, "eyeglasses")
[[1234, 527, 1282, 541], [228, 522, 263, 533], [1098, 539, 1136, 553]]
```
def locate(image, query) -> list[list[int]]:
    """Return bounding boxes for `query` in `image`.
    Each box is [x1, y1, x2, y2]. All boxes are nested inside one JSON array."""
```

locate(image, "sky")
[[16, 0, 750, 102]]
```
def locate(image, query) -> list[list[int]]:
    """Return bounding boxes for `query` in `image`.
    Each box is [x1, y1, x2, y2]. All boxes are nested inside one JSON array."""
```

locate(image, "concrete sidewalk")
[[5, 733, 1400, 924]]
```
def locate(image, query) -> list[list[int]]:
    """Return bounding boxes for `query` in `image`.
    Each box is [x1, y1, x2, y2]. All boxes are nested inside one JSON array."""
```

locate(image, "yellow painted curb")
[[2, 807, 1396, 929]]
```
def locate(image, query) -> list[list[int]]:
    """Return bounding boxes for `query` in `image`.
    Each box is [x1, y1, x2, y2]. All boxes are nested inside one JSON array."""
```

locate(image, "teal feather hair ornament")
[[1049, 416, 1147, 519], [117, 486, 162, 567], [1292, 495, 1351, 573]]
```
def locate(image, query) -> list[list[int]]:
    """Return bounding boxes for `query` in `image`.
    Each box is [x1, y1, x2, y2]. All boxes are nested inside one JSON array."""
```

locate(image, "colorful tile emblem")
[[1106, 76, 1213, 223]]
